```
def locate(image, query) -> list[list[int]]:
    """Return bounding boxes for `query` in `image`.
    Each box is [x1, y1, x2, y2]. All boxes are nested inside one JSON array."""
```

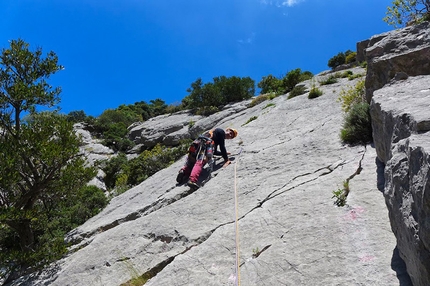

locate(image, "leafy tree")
[[282, 68, 313, 92], [182, 76, 255, 112], [66, 110, 86, 123], [257, 74, 282, 94], [257, 69, 313, 96], [0, 39, 96, 271], [0, 39, 63, 134], [384, 0, 430, 27], [328, 50, 354, 69], [149, 98, 168, 117]]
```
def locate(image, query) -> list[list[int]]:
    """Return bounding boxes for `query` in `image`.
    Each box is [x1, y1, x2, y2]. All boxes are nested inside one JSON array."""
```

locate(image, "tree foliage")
[[327, 50, 355, 69], [383, 0, 430, 27], [257, 69, 313, 96], [182, 76, 255, 113], [0, 39, 100, 273]]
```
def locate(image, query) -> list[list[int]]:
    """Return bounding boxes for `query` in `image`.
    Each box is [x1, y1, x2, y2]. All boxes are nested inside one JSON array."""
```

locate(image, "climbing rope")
[[234, 148, 243, 286]]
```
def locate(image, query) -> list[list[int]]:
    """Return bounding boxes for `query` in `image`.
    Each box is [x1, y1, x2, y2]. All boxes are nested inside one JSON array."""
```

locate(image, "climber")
[[176, 127, 238, 189]]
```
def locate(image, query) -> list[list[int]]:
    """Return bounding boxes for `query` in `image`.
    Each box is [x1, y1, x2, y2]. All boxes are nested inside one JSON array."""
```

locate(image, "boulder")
[[365, 21, 430, 102]]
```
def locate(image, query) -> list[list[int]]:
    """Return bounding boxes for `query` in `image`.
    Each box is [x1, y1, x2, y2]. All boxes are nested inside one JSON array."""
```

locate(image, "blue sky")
[[2, 0, 394, 117]]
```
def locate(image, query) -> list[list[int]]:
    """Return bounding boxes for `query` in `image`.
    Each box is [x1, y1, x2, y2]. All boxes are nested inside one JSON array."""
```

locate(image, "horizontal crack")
[[66, 185, 200, 246]]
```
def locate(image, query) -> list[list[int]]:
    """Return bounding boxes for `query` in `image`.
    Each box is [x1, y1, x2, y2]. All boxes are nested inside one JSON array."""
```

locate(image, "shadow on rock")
[[391, 246, 413, 286]]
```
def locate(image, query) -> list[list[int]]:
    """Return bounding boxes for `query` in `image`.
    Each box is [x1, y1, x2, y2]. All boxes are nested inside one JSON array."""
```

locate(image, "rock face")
[[364, 21, 430, 102], [74, 123, 115, 191], [10, 68, 407, 286], [128, 102, 250, 150], [370, 75, 430, 286], [10, 23, 430, 286]]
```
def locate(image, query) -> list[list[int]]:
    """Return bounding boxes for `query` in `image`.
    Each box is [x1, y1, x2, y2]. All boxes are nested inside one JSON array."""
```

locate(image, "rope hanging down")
[[233, 148, 243, 286]]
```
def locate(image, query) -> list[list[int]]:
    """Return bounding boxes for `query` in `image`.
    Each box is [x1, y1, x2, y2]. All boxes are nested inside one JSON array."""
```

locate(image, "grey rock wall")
[[370, 75, 430, 286], [9, 68, 404, 286], [365, 21, 430, 102]]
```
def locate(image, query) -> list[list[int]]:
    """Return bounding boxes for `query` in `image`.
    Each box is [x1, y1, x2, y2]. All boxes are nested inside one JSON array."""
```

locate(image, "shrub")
[[328, 50, 354, 69], [308, 87, 323, 99], [249, 94, 269, 108], [263, 103, 276, 109], [319, 75, 338, 85], [340, 102, 373, 144], [340, 70, 353, 78], [345, 52, 357, 64], [126, 142, 190, 187], [242, 116, 258, 126], [196, 106, 219, 116], [338, 80, 365, 113], [328, 52, 346, 69], [348, 73, 364, 81], [258, 69, 313, 96], [288, 85, 307, 99]]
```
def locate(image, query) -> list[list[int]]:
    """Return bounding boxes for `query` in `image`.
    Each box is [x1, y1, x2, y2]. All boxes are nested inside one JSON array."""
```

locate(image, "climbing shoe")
[[187, 180, 200, 190], [176, 170, 185, 183]]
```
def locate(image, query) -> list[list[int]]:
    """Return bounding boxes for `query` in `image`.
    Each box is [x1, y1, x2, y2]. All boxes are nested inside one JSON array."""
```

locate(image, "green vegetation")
[[288, 85, 308, 98], [327, 50, 355, 69], [345, 52, 357, 64], [182, 76, 255, 115], [384, 0, 430, 27], [340, 102, 373, 144], [338, 78, 372, 144], [263, 103, 276, 109], [258, 68, 313, 96], [0, 39, 103, 274], [319, 75, 338, 85], [308, 87, 323, 99], [338, 80, 365, 113], [332, 180, 349, 207], [249, 94, 270, 107], [242, 116, 258, 126], [101, 141, 191, 194]]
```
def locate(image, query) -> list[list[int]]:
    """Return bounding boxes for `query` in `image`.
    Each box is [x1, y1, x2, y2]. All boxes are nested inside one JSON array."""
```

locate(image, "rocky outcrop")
[[365, 21, 430, 102], [370, 75, 430, 286], [10, 68, 406, 286], [128, 101, 250, 150], [74, 123, 115, 191]]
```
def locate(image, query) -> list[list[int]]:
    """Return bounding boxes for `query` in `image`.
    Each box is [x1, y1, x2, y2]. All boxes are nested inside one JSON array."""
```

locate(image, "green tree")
[[328, 50, 354, 69], [66, 110, 89, 123], [182, 76, 255, 111], [384, 0, 430, 27], [282, 68, 313, 93], [0, 39, 96, 271], [0, 39, 63, 135], [149, 98, 168, 117], [257, 74, 282, 94]]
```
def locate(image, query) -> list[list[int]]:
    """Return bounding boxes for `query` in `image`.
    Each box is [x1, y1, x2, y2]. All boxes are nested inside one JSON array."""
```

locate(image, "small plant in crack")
[[242, 116, 258, 126], [332, 180, 350, 207], [252, 247, 260, 258]]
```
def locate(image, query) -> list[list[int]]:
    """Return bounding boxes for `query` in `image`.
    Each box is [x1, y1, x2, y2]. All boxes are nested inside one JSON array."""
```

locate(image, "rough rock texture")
[[128, 102, 249, 150], [370, 75, 430, 286], [74, 123, 115, 191], [10, 68, 407, 285], [365, 21, 430, 102], [356, 39, 370, 63]]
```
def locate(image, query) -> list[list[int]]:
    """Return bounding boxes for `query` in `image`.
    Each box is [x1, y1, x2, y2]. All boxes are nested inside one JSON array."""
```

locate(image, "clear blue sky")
[[2, 0, 394, 117]]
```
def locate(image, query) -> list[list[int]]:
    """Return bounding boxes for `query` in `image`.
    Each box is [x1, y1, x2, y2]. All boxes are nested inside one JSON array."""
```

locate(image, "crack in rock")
[[67, 185, 200, 246]]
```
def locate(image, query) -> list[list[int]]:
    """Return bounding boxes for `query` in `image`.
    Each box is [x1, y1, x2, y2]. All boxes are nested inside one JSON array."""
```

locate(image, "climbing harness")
[[234, 148, 243, 286]]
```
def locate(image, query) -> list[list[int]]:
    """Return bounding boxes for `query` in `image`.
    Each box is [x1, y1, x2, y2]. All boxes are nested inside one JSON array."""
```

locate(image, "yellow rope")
[[234, 159, 241, 286]]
